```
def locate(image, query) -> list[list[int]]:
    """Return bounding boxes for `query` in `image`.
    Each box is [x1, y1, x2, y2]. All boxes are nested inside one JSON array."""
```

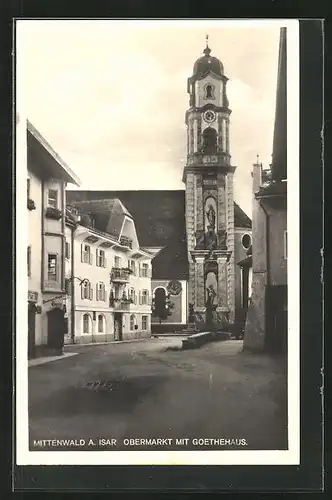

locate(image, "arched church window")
[[204, 84, 215, 100], [202, 127, 217, 154]]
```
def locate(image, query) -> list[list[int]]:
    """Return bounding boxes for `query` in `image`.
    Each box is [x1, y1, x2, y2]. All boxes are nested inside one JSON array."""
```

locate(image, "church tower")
[[183, 37, 236, 326]]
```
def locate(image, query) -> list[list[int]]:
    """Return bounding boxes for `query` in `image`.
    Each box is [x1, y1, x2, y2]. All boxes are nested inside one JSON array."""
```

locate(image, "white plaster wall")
[[73, 230, 152, 338], [195, 75, 222, 108], [27, 170, 43, 345], [28, 171, 42, 297]]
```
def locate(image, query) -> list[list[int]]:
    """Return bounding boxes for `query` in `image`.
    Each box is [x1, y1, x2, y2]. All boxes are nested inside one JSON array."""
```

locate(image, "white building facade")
[[64, 208, 153, 344], [26, 121, 81, 358]]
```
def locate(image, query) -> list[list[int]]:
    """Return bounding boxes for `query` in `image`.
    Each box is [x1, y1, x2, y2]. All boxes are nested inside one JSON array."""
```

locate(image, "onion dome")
[[192, 37, 224, 77]]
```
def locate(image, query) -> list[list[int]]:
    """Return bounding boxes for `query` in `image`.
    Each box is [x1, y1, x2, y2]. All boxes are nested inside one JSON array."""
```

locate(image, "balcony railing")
[[109, 299, 133, 310], [120, 236, 133, 248], [110, 267, 131, 283]]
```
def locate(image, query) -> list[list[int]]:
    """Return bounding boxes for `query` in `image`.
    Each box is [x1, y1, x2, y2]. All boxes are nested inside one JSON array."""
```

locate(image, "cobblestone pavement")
[[28, 338, 287, 451]]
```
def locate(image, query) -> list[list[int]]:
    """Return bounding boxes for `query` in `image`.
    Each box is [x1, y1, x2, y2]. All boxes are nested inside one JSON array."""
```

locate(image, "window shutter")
[[96, 248, 99, 266], [103, 284, 106, 301], [89, 252, 93, 265], [81, 283, 85, 299], [89, 285, 93, 300], [96, 283, 99, 301], [81, 244, 84, 262], [139, 263, 142, 277], [148, 292, 151, 306], [139, 290, 142, 305], [104, 256, 107, 268]]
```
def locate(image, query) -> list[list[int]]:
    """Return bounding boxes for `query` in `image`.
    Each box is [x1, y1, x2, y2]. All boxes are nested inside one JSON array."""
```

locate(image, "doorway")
[[28, 302, 36, 359], [47, 307, 65, 354], [114, 313, 123, 341]]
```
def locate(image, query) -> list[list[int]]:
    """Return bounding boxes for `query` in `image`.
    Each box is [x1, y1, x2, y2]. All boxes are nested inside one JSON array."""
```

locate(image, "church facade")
[[66, 41, 252, 335]]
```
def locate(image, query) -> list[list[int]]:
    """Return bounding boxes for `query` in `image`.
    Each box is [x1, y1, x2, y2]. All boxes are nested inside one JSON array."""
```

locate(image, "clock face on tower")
[[203, 110, 216, 123]]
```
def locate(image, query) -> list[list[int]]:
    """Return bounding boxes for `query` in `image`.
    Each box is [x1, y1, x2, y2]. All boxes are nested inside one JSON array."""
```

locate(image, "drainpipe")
[[71, 223, 75, 343]]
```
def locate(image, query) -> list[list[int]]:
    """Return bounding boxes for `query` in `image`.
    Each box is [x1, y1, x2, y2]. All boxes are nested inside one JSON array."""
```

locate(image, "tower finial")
[[204, 34, 211, 56]]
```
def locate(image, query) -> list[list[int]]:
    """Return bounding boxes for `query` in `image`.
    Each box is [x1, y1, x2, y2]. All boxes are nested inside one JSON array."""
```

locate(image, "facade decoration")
[[183, 37, 235, 328], [167, 280, 182, 296]]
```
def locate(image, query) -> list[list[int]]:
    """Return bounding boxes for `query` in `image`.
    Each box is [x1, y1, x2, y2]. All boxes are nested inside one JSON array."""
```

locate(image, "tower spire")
[[204, 34, 211, 56]]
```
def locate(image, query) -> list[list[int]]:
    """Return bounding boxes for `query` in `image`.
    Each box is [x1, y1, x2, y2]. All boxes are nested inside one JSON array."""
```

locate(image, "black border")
[[7, 17, 324, 492]]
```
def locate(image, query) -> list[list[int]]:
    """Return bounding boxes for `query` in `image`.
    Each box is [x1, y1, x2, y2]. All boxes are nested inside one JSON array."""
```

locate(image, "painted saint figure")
[[206, 284, 216, 306], [206, 204, 216, 230]]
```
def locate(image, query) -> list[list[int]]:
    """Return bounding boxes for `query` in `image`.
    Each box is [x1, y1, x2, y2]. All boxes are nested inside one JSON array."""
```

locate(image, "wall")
[[268, 207, 287, 285], [234, 228, 252, 319], [243, 164, 267, 352], [43, 178, 65, 296], [27, 169, 43, 345], [70, 226, 152, 343], [194, 75, 223, 108]]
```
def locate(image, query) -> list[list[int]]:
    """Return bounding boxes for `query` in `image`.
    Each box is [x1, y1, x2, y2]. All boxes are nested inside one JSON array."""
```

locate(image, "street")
[[28, 338, 287, 451]]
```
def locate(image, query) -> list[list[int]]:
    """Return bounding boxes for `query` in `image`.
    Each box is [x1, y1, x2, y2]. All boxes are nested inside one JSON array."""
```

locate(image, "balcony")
[[109, 298, 133, 311], [186, 152, 230, 167], [45, 206, 62, 220], [120, 236, 133, 248], [110, 267, 131, 283]]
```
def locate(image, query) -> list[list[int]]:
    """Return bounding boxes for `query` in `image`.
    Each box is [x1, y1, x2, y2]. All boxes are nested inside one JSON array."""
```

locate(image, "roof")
[[27, 120, 81, 186], [68, 198, 133, 239], [66, 190, 251, 280], [191, 44, 224, 81]]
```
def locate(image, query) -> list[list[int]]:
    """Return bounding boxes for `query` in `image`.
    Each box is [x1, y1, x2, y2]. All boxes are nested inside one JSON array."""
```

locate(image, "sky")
[[18, 20, 285, 217]]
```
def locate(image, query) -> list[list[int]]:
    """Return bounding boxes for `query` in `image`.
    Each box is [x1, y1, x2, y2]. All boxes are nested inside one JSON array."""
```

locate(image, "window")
[[204, 84, 215, 100], [83, 313, 91, 334], [142, 315, 148, 330], [96, 282, 106, 301], [128, 259, 136, 275], [65, 241, 70, 260], [81, 244, 92, 264], [48, 189, 58, 208], [96, 248, 106, 267], [47, 254, 57, 281], [241, 233, 252, 250], [81, 280, 93, 300], [202, 127, 217, 154], [141, 289, 149, 305], [141, 263, 149, 277], [129, 287, 136, 304], [27, 246, 31, 277], [130, 314, 136, 331], [114, 255, 121, 268], [284, 230, 287, 259], [98, 314, 105, 333], [27, 178, 30, 199]]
